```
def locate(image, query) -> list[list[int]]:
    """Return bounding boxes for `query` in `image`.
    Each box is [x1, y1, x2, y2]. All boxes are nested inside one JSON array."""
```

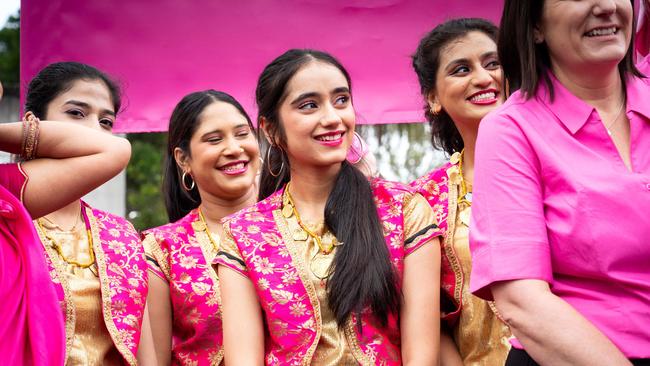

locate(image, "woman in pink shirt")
[[470, 1, 650, 365]]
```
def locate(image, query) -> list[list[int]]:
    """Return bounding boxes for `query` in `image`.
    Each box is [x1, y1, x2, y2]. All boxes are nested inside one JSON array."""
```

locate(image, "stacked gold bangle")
[[21, 116, 40, 160]]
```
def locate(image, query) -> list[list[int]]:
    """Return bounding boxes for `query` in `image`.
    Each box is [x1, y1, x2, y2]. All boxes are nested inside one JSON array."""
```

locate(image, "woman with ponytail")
[[142, 90, 260, 365], [215, 49, 442, 365]]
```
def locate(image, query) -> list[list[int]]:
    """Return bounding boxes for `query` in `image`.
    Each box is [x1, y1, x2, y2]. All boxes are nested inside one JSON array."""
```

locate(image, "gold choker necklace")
[[37, 205, 95, 268]]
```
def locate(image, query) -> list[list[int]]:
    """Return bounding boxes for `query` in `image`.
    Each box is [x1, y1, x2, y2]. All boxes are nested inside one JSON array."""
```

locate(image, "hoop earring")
[[266, 145, 285, 177], [181, 171, 195, 191]]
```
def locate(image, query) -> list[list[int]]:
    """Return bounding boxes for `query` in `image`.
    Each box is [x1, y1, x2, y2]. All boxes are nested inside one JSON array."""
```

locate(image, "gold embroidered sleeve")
[[214, 224, 248, 276], [142, 234, 169, 282], [403, 193, 443, 256]]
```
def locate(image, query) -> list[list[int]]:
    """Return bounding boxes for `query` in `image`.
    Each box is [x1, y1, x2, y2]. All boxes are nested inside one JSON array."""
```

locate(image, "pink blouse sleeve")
[[0, 163, 28, 202], [468, 111, 553, 301]]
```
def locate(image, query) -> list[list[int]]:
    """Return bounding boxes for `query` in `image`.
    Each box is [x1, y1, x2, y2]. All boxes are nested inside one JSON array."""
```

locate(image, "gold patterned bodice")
[[39, 221, 121, 366], [451, 198, 511, 365], [285, 216, 358, 365]]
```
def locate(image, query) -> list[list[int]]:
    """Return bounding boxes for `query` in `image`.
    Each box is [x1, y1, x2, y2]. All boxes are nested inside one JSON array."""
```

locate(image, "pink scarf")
[[0, 164, 65, 365]]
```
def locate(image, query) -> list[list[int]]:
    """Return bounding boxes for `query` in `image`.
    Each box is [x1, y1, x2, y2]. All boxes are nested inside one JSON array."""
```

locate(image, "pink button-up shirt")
[[469, 67, 650, 358]]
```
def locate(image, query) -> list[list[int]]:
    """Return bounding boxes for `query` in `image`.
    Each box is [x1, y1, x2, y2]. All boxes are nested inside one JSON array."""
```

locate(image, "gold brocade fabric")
[[451, 199, 511, 365], [40, 221, 121, 366], [285, 216, 358, 366]]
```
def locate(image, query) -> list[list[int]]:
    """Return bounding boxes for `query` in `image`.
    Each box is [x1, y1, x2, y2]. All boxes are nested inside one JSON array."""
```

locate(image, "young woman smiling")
[[215, 49, 443, 365], [410, 18, 512, 366], [142, 90, 260, 365]]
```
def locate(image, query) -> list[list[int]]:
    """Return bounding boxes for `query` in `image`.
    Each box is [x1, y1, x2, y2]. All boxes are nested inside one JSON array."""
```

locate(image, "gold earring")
[[181, 171, 195, 191]]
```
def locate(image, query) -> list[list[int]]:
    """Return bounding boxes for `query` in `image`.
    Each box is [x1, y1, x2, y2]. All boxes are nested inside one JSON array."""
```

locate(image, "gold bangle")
[[21, 116, 40, 160]]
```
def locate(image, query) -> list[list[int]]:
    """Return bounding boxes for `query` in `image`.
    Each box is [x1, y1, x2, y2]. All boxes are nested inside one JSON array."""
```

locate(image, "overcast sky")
[[0, 0, 20, 29]]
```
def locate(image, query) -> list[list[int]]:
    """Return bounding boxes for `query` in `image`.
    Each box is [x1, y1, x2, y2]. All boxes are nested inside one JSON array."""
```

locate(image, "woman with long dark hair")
[[215, 49, 442, 365], [24, 62, 155, 366], [469, 1, 650, 365], [410, 18, 511, 365], [142, 90, 260, 365], [0, 107, 131, 365]]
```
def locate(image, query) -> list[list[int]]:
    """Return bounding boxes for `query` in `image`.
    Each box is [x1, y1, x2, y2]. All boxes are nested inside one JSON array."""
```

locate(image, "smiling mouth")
[[468, 91, 497, 103], [219, 161, 248, 173], [585, 27, 617, 37], [315, 132, 343, 142]]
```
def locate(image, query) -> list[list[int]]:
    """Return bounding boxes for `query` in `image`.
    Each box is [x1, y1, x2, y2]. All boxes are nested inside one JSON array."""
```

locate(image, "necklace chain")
[[604, 100, 626, 136], [198, 208, 220, 252], [458, 149, 472, 207], [284, 183, 336, 255], [37, 206, 95, 268]]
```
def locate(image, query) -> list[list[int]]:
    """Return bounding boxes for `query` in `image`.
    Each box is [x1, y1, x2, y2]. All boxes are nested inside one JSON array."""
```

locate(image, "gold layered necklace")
[[197, 207, 220, 252], [37, 206, 95, 268], [282, 183, 338, 255], [457, 149, 472, 207]]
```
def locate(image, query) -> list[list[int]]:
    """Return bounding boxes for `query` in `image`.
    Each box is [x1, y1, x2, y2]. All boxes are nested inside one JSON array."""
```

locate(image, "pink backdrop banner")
[[21, 0, 502, 133]]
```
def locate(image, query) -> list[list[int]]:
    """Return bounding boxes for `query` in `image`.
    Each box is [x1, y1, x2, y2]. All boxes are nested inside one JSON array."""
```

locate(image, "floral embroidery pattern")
[[36, 204, 147, 365], [410, 161, 464, 325], [142, 210, 223, 366], [218, 179, 436, 365]]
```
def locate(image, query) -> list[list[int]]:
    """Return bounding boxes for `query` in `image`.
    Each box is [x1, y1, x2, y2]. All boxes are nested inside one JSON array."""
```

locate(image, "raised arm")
[[0, 120, 130, 217]]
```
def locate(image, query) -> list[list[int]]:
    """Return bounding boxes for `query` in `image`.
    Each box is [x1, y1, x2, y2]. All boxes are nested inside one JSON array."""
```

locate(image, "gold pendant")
[[292, 228, 309, 241], [458, 207, 471, 227], [191, 220, 206, 232], [281, 204, 294, 218]]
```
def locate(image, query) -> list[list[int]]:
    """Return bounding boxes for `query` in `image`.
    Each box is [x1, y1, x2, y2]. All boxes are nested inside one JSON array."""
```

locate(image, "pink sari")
[[0, 163, 65, 365]]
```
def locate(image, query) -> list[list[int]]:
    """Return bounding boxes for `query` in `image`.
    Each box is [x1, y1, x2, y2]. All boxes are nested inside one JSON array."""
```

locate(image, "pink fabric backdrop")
[[21, 0, 503, 133]]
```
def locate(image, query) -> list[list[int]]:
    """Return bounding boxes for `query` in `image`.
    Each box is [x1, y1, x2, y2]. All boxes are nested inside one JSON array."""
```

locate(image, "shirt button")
[[646, 183, 650, 191]]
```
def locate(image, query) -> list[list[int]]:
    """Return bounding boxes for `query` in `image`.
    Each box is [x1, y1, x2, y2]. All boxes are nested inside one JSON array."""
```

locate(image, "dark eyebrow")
[[64, 100, 116, 117], [289, 87, 351, 106], [444, 51, 498, 73], [200, 123, 250, 138]]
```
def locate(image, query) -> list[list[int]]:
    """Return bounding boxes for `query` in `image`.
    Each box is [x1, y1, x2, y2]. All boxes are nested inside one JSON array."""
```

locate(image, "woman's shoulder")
[[141, 209, 199, 241], [222, 189, 283, 227]]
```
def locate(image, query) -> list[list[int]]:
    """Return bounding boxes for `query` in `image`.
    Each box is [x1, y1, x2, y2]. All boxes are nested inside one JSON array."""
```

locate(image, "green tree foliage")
[[126, 132, 168, 231], [0, 11, 20, 88]]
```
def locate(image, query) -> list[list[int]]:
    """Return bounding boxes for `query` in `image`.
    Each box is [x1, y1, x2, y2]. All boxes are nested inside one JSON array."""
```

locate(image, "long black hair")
[[498, 0, 643, 100], [412, 18, 498, 156], [25, 61, 121, 119], [256, 49, 400, 329], [163, 90, 254, 222]]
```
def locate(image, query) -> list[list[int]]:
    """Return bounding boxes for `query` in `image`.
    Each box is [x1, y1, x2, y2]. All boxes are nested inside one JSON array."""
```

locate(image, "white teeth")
[[586, 27, 617, 37], [316, 133, 342, 141], [222, 162, 245, 172], [470, 92, 496, 102]]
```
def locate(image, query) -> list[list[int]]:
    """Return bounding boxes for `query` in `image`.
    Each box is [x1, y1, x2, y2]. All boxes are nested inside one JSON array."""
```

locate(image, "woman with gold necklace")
[[216, 49, 442, 365], [410, 19, 512, 365], [142, 90, 261, 365], [26, 62, 155, 366]]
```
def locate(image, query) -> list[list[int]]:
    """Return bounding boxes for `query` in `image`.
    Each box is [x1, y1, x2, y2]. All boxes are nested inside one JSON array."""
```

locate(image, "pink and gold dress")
[[216, 179, 442, 365]]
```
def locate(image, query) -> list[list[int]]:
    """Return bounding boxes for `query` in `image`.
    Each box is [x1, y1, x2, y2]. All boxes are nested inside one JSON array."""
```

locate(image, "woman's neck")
[[455, 121, 477, 186], [42, 200, 83, 230], [199, 186, 257, 234], [552, 63, 623, 111], [286, 161, 340, 223]]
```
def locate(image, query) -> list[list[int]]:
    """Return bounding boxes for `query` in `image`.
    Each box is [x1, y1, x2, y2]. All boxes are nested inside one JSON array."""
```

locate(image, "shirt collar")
[[625, 74, 650, 120], [535, 72, 594, 135], [536, 71, 650, 134]]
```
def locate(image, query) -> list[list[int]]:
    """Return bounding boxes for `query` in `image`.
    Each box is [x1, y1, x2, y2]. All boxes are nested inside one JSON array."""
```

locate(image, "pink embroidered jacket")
[[216, 179, 441, 365], [36, 202, 148, 366], [142, 210, 223, 366], [410, 162, 462, 325]]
